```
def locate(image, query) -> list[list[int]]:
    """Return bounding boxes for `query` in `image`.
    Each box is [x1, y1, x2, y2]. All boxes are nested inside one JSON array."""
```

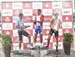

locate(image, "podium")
[[12, 45, 61, 57]]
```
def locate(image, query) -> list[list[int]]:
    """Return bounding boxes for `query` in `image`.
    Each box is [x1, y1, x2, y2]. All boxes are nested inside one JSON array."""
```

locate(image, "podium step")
[[11, 49, 75, 57], [11, 50, 34, 57]]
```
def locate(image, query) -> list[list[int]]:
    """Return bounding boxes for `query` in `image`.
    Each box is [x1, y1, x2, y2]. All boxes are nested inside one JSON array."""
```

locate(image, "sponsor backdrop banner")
[[2, 0, 73, 50]]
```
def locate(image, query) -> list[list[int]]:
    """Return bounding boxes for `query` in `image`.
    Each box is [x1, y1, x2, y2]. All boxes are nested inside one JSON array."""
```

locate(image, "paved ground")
[[11, 49, 75, 57], [0, 47, 75, 57]]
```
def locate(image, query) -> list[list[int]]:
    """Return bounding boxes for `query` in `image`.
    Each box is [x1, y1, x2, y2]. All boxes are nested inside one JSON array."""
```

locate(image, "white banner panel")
[[62, 9, 72, 15], [13, 30, 18, 36], [2, 23, 13, 30], [22, 9, 32, 16], [32, 2, 42, 9], [52, 2, 62, 9], [2, 9, 12, 16], [42, 9, 52, 16], [62, 22, 72, 28], [43, 22, 50, 29], [58, 29, 62, 36], [53, 42, 63, 49], [13, 16, 19, 23], [23, 36, 29, 43], [12, 3, 23, 9]]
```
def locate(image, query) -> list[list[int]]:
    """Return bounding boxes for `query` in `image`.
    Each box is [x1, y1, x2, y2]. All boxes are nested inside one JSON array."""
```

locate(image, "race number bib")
[[36, 16, 40, 21]]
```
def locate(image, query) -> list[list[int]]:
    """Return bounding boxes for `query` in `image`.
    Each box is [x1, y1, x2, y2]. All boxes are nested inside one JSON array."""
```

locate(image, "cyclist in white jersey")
[[45, 13, 61, 53], [16, 13, 32, 50]]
